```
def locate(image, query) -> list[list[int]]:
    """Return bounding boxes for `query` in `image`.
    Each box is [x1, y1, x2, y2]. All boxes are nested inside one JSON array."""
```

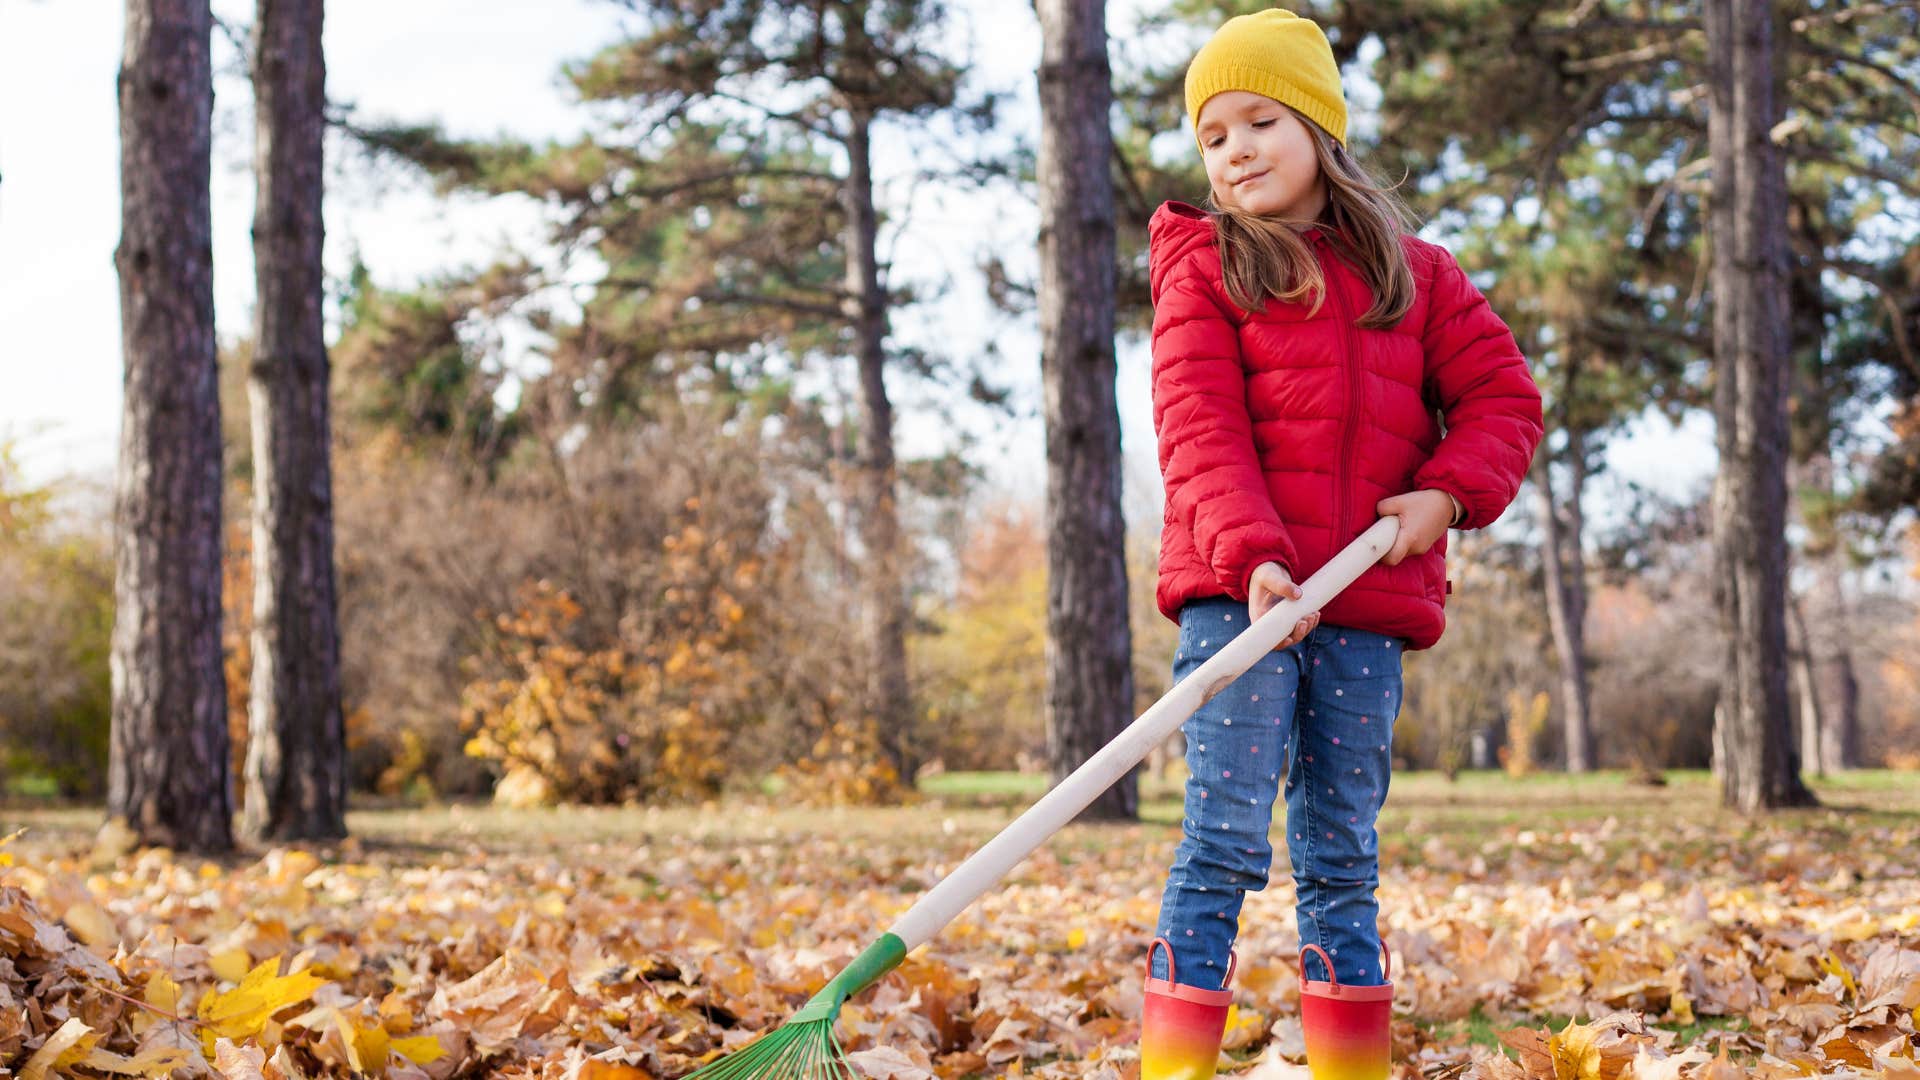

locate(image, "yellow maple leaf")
[[1065, 927, 1087, 950], [62, 900, 117, 948], [20, 1017, 100, 1080], [392, 1034, 447, 1065], [83, 1045, 198, 1077], [1818, 951, 1858, 999], [336, 1008, 391, 1076], [146, 970, 182, 1013], [1548, 1018, 1604, 1080], [198, 955, 329, 1051], [211, 947, 255, 983]]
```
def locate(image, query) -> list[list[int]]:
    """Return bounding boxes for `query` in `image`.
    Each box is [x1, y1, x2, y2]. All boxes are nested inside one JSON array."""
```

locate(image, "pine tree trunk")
[[108, 0, 233, 853], [842, 108, 914, 783], [245, 0, 346, 841], [1534, 428, 1593, 773], [1810, 533, 1860, 771], [1704, 0, 1816, 812], [1785, 202, 1860, 775], [1790, 440, 1861, 775], [1788, 594, 1824, 777], [1036, 0, 1135, 821]]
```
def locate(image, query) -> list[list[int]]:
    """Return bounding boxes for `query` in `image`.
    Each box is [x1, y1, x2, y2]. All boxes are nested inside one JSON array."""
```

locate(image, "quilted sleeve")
[[1152, 256, 1299, 599], [1410, 246, 1545, 531]]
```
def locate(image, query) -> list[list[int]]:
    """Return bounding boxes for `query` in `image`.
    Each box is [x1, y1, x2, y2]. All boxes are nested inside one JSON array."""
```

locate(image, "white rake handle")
[[886, 515, 1402, 950]]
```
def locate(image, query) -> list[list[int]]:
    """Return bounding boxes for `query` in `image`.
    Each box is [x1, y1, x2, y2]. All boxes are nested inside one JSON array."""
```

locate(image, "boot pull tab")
[[1300, 940, 1393, 985], [1300, 943, 1338, 986], [1148, 937, 1239, 991], [1148, 937, 1176, 983]]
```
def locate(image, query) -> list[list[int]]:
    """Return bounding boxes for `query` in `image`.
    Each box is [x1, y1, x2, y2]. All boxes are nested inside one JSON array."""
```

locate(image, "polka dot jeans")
[[1151, 596, 1402, 990]]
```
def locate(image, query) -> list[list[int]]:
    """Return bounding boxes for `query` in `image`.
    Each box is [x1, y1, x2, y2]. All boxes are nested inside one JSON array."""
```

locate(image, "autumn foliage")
[[458, 532, 752, 806], [4, 775, 1919, 1079]]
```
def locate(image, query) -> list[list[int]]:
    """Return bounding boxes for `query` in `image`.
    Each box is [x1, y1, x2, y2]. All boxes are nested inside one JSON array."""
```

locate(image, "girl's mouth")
[[1234, 170, 1269, 187]]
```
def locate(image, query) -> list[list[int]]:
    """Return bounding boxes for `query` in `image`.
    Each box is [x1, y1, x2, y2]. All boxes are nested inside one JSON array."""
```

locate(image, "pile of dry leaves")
[[0, 798, 1915, 1080]]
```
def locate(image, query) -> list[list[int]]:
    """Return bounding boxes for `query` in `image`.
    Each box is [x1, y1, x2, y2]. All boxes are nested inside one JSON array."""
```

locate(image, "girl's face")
[[1196, 91, 1327, 221]]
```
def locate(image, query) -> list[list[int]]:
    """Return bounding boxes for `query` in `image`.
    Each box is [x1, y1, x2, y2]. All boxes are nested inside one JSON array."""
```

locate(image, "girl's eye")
[[1253, 119, 1275, 129]]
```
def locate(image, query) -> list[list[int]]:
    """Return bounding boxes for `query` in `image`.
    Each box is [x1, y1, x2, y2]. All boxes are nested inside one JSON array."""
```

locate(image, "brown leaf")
[[213, 1039, 271, 1080], [1498, 1026, 1555, 1079], [430, 952, 550, 1054], [844, 1045, 937, 1080]]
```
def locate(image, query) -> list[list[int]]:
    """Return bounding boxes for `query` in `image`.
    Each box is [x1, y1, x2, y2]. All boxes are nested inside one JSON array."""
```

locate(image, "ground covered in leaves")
[[2, 771, 1917, 1080]]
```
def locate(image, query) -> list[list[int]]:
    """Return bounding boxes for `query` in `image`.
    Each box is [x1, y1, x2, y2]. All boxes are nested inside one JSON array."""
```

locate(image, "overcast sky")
[[0, 0, 1716, 532]]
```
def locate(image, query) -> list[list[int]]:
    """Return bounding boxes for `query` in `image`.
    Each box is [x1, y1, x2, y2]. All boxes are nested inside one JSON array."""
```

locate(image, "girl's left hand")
[[1375, 489, 1458, 566]]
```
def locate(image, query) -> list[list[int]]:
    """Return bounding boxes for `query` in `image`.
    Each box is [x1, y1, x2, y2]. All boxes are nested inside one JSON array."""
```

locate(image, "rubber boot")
[[1298, 942, 1394, 1080], [1141, 937, 1237, 1080]]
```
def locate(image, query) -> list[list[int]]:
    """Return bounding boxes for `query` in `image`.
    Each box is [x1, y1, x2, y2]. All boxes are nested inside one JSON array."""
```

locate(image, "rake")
[[684, 517, 1402, 1078]]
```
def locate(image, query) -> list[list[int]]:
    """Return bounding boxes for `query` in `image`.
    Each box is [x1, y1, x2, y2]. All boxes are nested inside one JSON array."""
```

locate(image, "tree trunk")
[[245, 0, 347, 841], [1805, 528, 1861, 771], [1788, 593, 1824, 777], [1036, 0, 1135, 821], [108, 0, 233, 853], [1703, 0, 1816, 812], [842, 107, 914, 783], [1785, 197, 1860, 775], [1791, 443, 1861, 774], [1534, 426, 1593, 773]]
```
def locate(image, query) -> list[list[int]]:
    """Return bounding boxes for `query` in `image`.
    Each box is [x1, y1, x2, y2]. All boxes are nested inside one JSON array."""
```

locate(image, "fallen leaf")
[[20, 1018, 102, 1080], [213, 1039, 270, 1080], [1549, 1019, 1604, 1080], [82, 1044, 198, 1077], [198, 955, 329, 1049], [845, 1045, 936, 1080]]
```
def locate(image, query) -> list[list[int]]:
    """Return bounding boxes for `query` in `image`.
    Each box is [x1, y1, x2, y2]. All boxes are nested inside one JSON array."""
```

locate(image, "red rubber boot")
[[1141, 938, 1238, 1080], [1298, 942, 1393, 1080]]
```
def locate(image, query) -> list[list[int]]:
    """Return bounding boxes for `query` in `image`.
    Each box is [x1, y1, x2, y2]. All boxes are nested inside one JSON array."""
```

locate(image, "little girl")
[[1140, 10, 1543, 1080]]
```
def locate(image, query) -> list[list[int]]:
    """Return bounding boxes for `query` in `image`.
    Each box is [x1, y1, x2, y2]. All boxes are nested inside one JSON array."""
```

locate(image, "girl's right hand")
[[1248, 561, 1318, 650]]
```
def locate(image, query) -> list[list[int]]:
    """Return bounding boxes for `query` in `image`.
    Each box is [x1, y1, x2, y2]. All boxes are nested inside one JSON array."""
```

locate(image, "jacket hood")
[[1148, 200, 1335, 302], [1148, 201, 1216, 303]]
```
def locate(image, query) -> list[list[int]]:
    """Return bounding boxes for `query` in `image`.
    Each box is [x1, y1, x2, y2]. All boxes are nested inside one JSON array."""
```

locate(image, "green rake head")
[[680, 1018, 856, 1080], [682, 934, 907, 1079]]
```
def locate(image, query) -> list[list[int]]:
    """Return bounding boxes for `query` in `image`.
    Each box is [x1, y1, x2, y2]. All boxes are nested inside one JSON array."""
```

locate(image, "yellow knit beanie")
[[1185, 9, 1347, 149]]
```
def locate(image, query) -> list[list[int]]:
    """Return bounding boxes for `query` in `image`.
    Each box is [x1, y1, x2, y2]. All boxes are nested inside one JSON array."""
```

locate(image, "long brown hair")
[[1210, 108, 1420, 329]]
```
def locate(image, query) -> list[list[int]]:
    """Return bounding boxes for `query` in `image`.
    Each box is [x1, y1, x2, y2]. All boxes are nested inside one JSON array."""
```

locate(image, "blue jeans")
[[1152, 596, 1402, 990]]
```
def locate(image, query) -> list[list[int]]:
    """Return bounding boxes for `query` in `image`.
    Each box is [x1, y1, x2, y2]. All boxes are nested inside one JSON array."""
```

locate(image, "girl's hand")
[[1375, 489, 1459, 565], [1248, 561, 1319, 649]]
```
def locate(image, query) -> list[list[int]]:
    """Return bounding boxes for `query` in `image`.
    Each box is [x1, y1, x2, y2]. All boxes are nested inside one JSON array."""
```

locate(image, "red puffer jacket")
[[1151, 200, 1543, 649]]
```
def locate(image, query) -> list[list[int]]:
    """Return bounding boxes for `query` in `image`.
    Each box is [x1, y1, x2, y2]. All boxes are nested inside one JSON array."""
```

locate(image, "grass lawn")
[[8, 766, 1913, 855]]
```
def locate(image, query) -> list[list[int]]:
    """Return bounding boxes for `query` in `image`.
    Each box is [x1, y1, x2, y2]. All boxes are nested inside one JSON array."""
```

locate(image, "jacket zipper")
[[1320, 235, 1363, 547]]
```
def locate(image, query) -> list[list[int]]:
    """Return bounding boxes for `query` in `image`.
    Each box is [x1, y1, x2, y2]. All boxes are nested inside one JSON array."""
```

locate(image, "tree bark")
[[1788, 593, 1823, 776], [108, 0, 233, 852], [1703, 0, 1816, 812], [842, 108, 915, 782], [1784, 199, 1860, 775], [245, 0, 347, 840], [1802, 499, 1860, 772], [1036, 0, 1135, 821], [1534, 424, 1593, 773], [1814, 579, 1860, 770]]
